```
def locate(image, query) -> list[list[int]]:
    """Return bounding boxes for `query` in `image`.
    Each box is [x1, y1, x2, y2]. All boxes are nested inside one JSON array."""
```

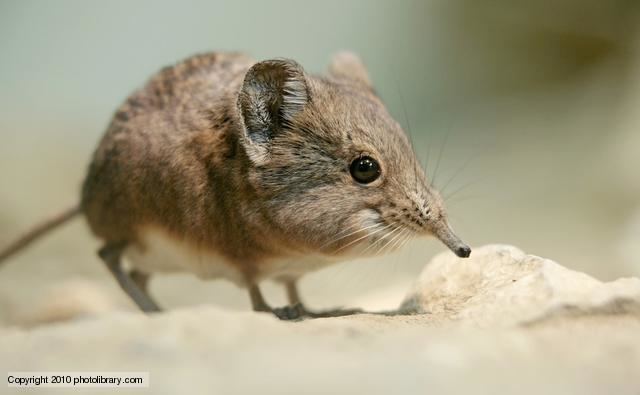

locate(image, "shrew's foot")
[[271, 303, 306, 321], [269, 302, 364, 321], [302, 306, 364, 318]]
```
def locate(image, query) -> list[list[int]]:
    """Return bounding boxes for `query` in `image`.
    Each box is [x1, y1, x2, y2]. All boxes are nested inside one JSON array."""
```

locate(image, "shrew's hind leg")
[[98, 243, 161, 313], [130, 270, 151, 294], [284, 280, 363, 318]]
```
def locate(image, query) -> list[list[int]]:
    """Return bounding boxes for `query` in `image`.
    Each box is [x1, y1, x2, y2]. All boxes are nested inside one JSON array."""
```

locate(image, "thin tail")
[[0, 204, 81, 265]]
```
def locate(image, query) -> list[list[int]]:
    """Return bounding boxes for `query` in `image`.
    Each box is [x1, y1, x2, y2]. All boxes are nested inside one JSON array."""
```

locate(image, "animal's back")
[[81, 52, 254, 245]]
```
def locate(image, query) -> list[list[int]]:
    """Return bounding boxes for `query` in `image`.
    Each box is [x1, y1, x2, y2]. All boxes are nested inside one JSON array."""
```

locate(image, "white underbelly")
[[123, 226, 246, 286], [262, 253, 343, 282], [122, 226, 343, 286]]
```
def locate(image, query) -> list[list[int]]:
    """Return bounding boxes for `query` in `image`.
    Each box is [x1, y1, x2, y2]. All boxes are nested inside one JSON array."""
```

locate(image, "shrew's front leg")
[[248, 284, 304, 321]]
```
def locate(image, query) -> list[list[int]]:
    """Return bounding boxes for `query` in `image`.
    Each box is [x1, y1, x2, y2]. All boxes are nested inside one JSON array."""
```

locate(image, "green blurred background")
[[1, 0, 640, 323]]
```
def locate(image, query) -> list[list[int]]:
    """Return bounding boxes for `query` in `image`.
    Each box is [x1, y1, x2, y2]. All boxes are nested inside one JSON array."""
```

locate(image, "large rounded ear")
[[237, 59, 309, 163], [328, 51, 372, 88]]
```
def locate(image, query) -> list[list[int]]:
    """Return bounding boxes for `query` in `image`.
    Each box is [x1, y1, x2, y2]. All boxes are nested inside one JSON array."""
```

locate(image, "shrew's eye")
[[350, 156, 381, 184]]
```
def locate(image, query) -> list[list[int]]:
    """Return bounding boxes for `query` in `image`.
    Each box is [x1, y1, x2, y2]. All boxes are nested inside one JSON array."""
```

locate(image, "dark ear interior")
[[238, 59, 309, 145]]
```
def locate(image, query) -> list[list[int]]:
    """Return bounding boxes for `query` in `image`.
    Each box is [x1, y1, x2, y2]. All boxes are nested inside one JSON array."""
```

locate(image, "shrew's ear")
[[328, 51, 372, 88], [238, 59, 308, 162]]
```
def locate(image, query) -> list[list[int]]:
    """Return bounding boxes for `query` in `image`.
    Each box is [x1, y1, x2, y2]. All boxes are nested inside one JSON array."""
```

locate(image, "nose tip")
[[432, 221, 471, 258], [455, 245, 472, 258]]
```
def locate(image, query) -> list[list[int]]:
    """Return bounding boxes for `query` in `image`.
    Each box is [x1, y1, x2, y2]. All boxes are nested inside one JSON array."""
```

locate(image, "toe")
[[272, 304, 304, 321]]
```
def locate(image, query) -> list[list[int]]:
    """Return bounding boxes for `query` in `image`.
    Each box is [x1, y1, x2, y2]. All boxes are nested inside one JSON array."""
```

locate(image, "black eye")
[[349, 156, 381, 184]]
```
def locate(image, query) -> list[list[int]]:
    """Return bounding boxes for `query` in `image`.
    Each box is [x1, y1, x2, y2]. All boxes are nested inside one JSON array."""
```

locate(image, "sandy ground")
[[1, 245, 639, 395]]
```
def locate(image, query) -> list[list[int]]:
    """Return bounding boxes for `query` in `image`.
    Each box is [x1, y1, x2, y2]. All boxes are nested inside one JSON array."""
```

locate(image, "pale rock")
[[401, 244, 640, 326]]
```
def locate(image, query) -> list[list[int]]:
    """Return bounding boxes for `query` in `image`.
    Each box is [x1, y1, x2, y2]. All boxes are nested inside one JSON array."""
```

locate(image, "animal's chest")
[[123, 227, 339, 287]]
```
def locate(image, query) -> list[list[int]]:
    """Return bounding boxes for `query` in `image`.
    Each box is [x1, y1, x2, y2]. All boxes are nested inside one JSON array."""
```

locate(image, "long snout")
[[433, 222, 471, 258]]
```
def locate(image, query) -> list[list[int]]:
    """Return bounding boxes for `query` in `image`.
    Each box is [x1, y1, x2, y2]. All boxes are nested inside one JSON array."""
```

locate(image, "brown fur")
[[79, 51, 469, 301]]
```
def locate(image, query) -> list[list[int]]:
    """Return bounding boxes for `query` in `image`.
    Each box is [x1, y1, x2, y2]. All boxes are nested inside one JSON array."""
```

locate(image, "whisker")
[[423, 113, 436, 180], [361, 224, 401, 255], [319, 222, 381, 250], [430, 120, 452, 187], [392, 75, 422, 190], [445, 194, 484, 206], [377, 226, 407, 255], [391, 228, 412, 253], [439, 144, 492, 196], [334, 223, 394, 253], [318, 226, 359, 250], [380, 229, 404, 255], [424, 137, 432, 183], [390, 228, 411, 253], [396, 234, 413, 256], [443, 175, 491, 202]]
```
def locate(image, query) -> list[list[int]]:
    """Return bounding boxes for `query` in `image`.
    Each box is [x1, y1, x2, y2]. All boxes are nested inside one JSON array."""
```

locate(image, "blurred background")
[[1, 0, 639, 324]]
